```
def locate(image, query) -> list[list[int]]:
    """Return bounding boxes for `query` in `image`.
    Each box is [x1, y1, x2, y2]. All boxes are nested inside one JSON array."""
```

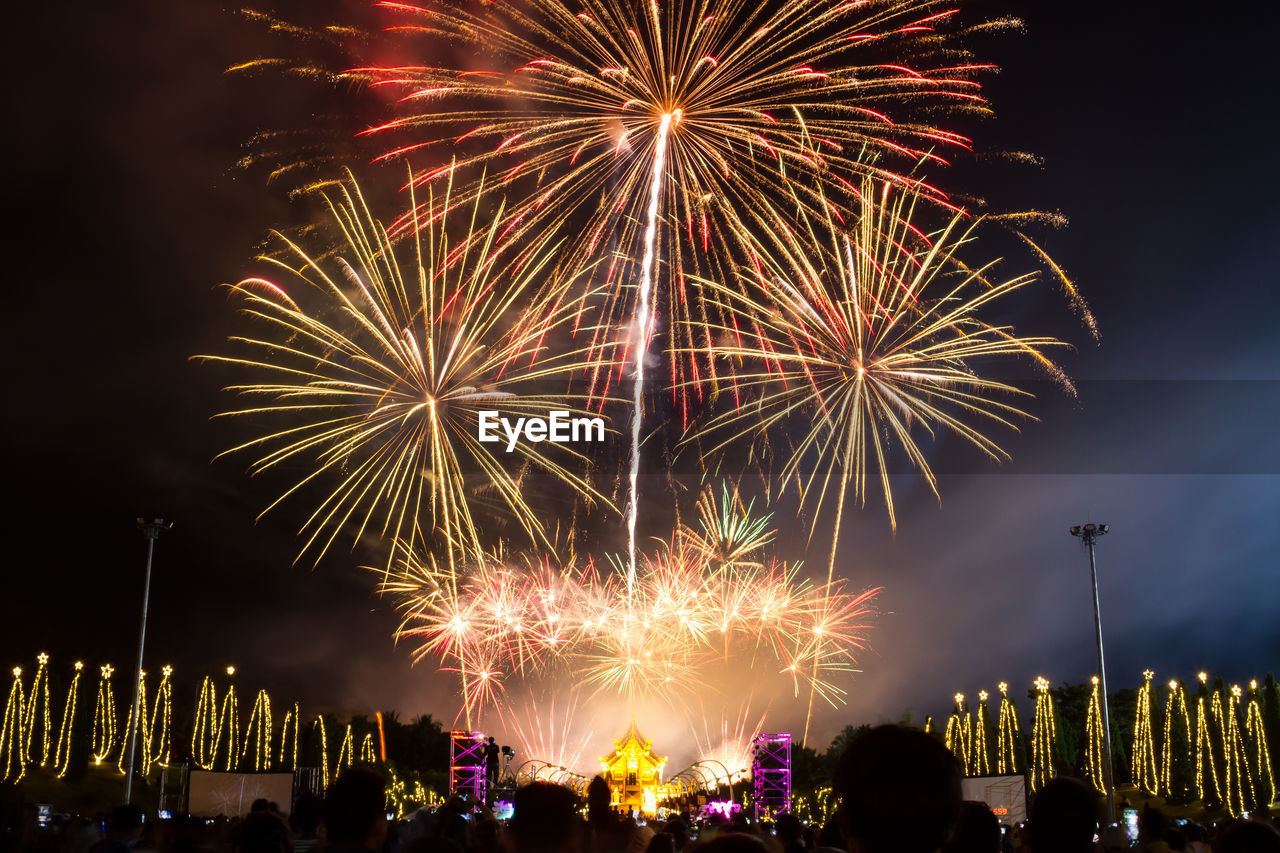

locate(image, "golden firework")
[[381, 539, 877, 723], [690, 176, 1069, 570], [282, 0, 1019, 402], [203, 170, 618, 569]]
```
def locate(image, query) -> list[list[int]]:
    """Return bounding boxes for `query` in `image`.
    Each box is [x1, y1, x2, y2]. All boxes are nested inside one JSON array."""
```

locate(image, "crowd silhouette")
[[5, 727, 1278, 853]]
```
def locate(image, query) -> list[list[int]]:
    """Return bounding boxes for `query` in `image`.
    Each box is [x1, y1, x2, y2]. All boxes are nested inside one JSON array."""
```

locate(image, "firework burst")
[[380, 531, 878, 725], [504, 686, 597, 774], [207, 0, 1087, 754], [689, 177, 1070, 568], [681, 482, 776, 570], [685, 696, 767, 782], [339, 0, 1014, 397], [203, 171, 618, 569]]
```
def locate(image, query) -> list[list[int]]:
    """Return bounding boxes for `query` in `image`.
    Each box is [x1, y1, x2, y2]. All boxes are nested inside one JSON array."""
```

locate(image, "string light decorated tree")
[[945, 694, 972, 774], [1083, 676, 1107, 794], [997, 682, 1025, 775], [311, 716, 332, 788], [53, 661, 85, 779], [360, 733, 378, 765], [335, 723, 355, 773], [0, 654, 422, 796], [243, 689, 273, 772], [1030, 676, 1058, 792], [1194, 672, 1223, 806], [1244, 680, 1276, 808], [1207, 678, 1242, 816], [11, 649, 1278, 818], [278, 702, 300, 772], [147, 666, 174, 773], [1131, 670, 1160, 795], [1162, 678, 1196, 803], [1, 667, 25, 782], [973, 691, 993, 776], [215, 667, 240, 772], [191, 675, 220, 770], [91, 665, 117, 767], [23, 653, 52, 769], [117, 670, 150, 776], [1219, 684, 1256, 817], [7, 653, 1279, 822]]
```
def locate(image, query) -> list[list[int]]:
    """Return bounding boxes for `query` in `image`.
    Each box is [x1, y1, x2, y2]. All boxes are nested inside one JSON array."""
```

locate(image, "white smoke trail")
[[627, 112, 674, 598]]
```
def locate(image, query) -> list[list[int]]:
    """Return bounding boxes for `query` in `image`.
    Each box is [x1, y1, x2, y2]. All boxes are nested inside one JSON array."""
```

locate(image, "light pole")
[[1070, 522, 1114, 820], [124, 518, 172, 803]]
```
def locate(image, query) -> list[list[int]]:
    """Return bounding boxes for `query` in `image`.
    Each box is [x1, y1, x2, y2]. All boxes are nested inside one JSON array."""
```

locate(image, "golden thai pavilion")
[[599, 721, 671, 815]]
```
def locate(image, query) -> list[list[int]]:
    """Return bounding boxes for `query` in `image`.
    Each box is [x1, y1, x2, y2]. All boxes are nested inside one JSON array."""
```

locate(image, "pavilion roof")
[[600, 719, 666, 767]]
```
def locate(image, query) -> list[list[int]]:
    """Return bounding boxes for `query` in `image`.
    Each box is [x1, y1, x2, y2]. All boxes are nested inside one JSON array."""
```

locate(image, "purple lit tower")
[[450, 730, 487, 800], [750, 732, 791, 818]]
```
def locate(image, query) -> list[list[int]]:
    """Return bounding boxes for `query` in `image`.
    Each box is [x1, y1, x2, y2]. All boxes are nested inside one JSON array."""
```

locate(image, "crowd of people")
[[4, 727, 1279, 853]]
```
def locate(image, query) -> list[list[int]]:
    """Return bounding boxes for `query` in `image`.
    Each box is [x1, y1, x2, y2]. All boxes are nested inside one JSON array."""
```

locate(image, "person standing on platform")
[[484, 737, 502, 788]]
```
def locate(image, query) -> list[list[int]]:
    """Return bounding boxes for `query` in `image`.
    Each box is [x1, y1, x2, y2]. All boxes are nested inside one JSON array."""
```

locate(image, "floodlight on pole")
[[124, 518, 172, 804], [1071, 522, 1114, 819]]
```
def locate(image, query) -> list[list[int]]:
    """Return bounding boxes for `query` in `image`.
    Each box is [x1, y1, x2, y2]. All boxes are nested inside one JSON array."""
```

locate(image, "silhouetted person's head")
[[106, 805, 145, 843], [697, 835, 767, 853], [942, 802, 1000, 853], [818, 817, 844, 849], [776, 814, 803, 845], [1026, 778, 1096, 853], [1216, 820, 1280, 853], [1139, 806, 1168, 843], [510, 782, 581, 853], [587, 776, 613, 822], [324, 768, 388, 850], [292, 793, 322, 837], [646, 832, 676, 853], [833, 725, 962, 853], [234, 811, 292, 853]]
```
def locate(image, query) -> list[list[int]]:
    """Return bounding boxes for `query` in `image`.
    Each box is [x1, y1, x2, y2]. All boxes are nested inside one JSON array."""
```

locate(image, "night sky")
[[2, 0, 1278, 763]]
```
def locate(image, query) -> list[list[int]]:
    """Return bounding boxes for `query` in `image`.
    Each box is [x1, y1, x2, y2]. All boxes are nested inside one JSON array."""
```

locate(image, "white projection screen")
[[188, 771, 295, 817], [961, 775, 1027, 826]]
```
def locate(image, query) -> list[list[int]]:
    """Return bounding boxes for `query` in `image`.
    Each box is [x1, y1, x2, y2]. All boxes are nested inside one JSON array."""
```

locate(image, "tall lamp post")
[[1070, 522, 1114, 820], [124, 518, 173, 803]]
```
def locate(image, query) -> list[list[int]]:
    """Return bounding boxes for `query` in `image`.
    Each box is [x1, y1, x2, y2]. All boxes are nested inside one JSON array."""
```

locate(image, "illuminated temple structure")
[[599, 721, 672, 815]]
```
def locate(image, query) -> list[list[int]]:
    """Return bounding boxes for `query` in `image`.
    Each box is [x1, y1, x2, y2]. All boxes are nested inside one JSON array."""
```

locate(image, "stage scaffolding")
[[750, 732, 791, 818], [450, 730, 486, 801]]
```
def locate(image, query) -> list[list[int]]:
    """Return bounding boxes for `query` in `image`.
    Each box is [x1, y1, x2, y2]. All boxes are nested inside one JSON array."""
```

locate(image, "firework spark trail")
[[202, 171, 620, 574], [503, 687, 595, 774], [686, 176, 1070, 562], [382, 533, 878, 724], [215, 2, 1086, 741], [628, 111, 675, 597], [256, 0, 1027, 409], [676, 175, 1068, 743], [685, 694, 766, 781]]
